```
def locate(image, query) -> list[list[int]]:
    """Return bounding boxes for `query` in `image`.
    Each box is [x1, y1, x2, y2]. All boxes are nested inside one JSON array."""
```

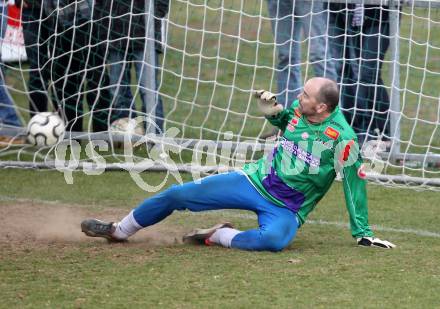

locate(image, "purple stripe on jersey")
[[262, 167, 305, 213]]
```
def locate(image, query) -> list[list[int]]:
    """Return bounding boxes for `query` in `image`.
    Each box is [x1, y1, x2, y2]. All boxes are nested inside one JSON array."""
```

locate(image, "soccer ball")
[[27, 112, 65, 147]]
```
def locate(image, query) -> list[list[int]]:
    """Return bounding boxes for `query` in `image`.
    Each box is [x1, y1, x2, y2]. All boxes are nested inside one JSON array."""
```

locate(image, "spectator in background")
[[262, 0, 337, 139], [354, 5, 391, 145], [45, 0, 113, 132], [20, 0, 112, 132], [0, 0, 24, 146], [20, 0, 52, 116], [0, 68, 22, 129], [1, 0, 7, 35], [327, 3, 358, 113], [328, 4, 392, 146], [96, 0, 169, 134]]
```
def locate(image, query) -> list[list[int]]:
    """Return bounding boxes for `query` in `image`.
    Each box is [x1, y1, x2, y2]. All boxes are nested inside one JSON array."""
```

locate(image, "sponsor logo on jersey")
[[287, 125, 295, 132], [343, 140, 355, 161], [280, 137, 320, 168], [287, 117, 299, 132], [339, 140, 355, 162], [324, 126, 340, 140], [301, 132, 309, 140], [294, 108, 302, 118]]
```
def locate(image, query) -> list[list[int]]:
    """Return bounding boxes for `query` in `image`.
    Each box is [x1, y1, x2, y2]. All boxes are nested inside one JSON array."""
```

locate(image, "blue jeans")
[[108, 50, 164, 134], [1, 5, 7, 38], [267, 0, 337, 107], [0, 69, 21, 127], [0, 6, 21, 128], [132, 172, 299, 252]]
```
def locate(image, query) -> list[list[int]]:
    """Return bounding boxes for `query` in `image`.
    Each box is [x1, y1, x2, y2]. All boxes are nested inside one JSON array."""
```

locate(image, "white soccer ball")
[[27, 112, 65, 147]]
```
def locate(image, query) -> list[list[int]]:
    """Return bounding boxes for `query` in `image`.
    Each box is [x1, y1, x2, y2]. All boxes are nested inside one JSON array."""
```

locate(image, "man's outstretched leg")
[[182, 205, 298, 252], [81, 171, 299, 251], [81, 218, 137, 242]]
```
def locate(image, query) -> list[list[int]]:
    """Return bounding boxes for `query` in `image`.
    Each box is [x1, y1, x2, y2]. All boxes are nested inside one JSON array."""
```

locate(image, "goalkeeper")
[[81, 77, 395, 251]]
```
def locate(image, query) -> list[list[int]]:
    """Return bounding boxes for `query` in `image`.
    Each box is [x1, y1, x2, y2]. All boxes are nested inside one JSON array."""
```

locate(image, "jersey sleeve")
[[265, 100, 299, 131], [266, 109, 292, 131], [339, 140, 374, 238]]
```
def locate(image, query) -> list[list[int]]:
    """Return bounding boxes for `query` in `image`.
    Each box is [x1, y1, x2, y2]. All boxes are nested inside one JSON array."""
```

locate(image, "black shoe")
[[81, 219, 125, 242]]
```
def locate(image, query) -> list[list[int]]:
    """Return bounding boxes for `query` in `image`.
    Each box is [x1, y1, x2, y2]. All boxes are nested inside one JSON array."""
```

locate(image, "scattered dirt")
[[0, 201, 187, 251]]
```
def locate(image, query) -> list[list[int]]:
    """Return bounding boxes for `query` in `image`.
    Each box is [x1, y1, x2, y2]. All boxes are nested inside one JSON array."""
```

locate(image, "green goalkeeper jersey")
[[242, 100, 373, 238]]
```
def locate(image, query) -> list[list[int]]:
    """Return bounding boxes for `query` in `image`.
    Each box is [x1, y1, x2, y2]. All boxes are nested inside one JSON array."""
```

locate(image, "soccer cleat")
[[81, 218, 125, 242], [182, 222, 233, 245]]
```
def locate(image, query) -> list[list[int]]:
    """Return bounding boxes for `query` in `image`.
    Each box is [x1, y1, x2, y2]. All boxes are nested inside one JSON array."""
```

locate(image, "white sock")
[[112, 210, 143, 240], [208, 227, 241, 248]]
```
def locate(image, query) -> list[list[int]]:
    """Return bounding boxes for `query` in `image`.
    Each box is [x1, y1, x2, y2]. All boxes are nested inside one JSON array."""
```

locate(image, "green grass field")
[[1, 168, 439, 308]]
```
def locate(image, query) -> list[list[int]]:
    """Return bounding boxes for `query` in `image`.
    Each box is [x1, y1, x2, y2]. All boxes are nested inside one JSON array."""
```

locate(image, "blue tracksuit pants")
[[133, 171, 299, 252]]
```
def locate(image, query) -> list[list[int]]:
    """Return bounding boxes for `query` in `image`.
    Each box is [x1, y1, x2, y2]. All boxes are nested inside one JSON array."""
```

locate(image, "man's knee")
[[258, 230, 291, 252]]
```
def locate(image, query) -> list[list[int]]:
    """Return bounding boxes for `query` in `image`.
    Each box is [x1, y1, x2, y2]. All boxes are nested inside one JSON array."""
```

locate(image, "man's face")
[[297, 80, 326, 117]]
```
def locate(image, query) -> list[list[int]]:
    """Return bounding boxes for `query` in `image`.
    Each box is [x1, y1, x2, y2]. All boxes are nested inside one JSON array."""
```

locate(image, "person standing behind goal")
[[0, 1, 25, 145], [20, 0, 113, 132], [95, 0, 169, 134], [48, 0, 113, 132], [261, 0, 338, 139], [328, 4, 393, 146], [20, 0, 52, 117]]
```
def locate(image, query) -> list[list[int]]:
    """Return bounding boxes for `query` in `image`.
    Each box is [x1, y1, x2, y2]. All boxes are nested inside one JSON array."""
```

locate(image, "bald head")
[[310, 77, 340, 112], [298, 78, 340, 121]]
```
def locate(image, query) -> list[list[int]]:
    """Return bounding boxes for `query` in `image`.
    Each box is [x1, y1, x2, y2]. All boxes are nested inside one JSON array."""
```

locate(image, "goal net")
[[0, 0, 439, 189]]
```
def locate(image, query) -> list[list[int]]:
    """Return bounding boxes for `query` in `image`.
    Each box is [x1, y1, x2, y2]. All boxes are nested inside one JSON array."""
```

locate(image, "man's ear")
[[317, 102, 328, 113]]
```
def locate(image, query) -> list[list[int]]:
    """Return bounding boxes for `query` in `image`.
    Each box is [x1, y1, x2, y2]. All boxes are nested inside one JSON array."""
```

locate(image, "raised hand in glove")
[[357, 237, 396, 249], [255, 90, 283, 117]]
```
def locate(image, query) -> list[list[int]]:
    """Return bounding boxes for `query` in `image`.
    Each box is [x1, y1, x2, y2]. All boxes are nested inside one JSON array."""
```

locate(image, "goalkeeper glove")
[[255, 90, 283, 117], [357, 237, 396, 249]]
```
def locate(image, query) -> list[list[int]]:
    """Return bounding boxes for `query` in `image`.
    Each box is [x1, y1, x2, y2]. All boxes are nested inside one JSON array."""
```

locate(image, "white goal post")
[[0, 0, 440, 189]]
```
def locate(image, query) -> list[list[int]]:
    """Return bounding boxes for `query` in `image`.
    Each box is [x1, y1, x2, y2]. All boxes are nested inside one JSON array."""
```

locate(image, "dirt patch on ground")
[[0, 201, 187, 250]]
